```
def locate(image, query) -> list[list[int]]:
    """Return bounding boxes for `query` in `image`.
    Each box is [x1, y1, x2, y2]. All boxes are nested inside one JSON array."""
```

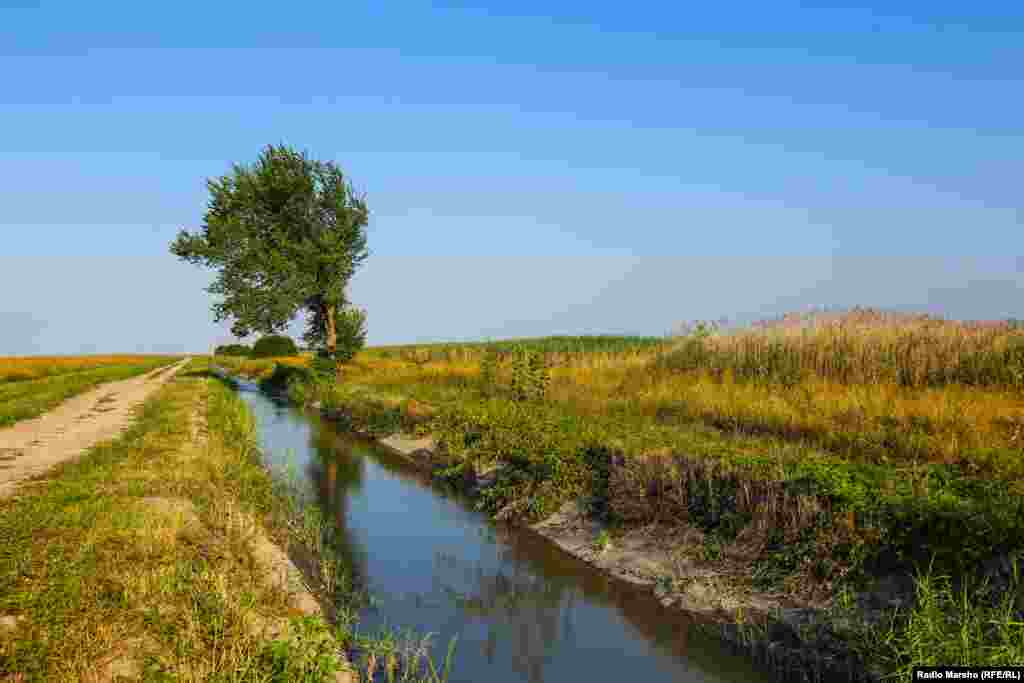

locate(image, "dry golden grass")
[[0, 355, 172, 384], [315, 308, 1024, 471], [548, 366, 1024, 466], [676, 308, 1024, 389]]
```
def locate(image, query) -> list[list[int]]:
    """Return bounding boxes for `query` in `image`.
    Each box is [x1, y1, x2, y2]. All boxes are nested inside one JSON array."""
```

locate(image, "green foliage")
[[426, 400, 608, 520], [213, 343, 251, 356], [378, 380, 1024, 587], [252, 334, 299, 358], [473, 344, 550, 401], [865, 561, 1024, 679], [302, 303, 367, 363], [334, 306, 368, 363], [259, 615, 346, 682], [309, 353, 339, 382], [170, 143, 369, 348]]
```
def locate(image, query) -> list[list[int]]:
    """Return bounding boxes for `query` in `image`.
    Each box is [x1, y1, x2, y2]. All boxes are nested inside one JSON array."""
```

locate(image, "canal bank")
[[219, 366, 893, 682], [373, 431, 882, 683], [227, 373, 783, 683]]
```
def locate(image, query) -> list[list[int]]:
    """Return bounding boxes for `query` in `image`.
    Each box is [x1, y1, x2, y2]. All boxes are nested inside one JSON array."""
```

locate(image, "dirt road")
[[0, 358, 190, 498]]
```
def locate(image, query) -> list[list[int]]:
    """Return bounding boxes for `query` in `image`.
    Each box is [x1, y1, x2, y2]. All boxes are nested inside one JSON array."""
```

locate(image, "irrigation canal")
[[231, 377, 772, 683]]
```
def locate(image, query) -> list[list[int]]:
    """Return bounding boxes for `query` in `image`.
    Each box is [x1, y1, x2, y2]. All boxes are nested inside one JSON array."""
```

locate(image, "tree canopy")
[[171, 145, 369, 363]]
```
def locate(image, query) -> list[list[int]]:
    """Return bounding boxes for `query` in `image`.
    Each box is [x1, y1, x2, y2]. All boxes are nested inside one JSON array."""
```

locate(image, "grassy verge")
[[239, 309, 1024, 681], [0, 360, 349, 681], [0, 357, 180, 427]]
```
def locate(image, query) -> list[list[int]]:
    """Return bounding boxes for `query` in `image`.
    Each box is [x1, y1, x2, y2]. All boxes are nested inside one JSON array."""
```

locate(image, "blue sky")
[[1, 1, 1022, 353]]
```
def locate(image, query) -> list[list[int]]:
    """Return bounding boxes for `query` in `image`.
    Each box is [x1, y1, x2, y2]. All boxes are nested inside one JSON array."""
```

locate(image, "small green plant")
[[834, 583, 856, 613], [862, 559, 1024, 679], [260, 615, 347, 682], [594, 529, 612, 552], [355, 628, 458, 683], [700, 536, 723, 561], [509, 345, 549, 402], [479, 348, 499, 396], [654, 573, 675, 596]]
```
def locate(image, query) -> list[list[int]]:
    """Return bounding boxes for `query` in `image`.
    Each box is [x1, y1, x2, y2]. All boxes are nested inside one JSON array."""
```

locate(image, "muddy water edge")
[[226, 375, 781, 683]]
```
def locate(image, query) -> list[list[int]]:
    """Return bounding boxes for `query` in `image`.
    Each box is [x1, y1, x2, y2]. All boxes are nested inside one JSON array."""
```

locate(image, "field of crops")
[[0, 355, 180, 426], [0, 355, 177, 384]]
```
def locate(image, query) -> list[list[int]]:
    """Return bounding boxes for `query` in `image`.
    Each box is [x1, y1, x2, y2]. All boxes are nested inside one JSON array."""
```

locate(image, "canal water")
[[234, 379, 771, 683]]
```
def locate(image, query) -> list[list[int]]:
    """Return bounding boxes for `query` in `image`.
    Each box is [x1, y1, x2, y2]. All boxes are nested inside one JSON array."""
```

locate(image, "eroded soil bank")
[[374, 432, 885, 682]]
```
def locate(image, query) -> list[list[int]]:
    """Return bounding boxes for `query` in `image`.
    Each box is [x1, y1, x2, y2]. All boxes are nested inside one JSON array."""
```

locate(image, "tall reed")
[[657, 309, 1024, 390]]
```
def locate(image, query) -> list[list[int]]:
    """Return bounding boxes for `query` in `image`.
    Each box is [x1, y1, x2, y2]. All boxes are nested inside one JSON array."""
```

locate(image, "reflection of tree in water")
[[427, 524, 714, 683], [304, 418, 370, 594], [432, 533, 581, 683]]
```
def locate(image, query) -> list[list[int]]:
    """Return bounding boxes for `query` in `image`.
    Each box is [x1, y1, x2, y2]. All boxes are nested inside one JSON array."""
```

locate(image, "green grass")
[[0, 357, 179, 427], [861, 562, 1024, 676]]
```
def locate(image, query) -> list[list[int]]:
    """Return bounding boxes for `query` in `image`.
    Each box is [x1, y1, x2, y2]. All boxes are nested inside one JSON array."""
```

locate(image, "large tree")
[[171, 145, 369, 365]]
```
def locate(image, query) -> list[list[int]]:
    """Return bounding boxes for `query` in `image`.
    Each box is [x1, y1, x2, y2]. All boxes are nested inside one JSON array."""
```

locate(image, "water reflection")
[[306, 435, 370, 591], [431, 549, 579, 682], [238, 389, 770, 683]]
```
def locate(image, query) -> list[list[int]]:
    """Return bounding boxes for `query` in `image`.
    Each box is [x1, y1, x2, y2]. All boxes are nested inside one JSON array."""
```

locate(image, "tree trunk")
[[325, 303, 337, 358]]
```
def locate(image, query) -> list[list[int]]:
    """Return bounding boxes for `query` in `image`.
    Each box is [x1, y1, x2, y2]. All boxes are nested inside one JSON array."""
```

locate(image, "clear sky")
[[1, 1, 1022, 354]]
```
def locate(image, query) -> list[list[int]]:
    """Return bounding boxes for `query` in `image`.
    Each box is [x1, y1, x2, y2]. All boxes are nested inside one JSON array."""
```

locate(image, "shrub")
[[333, 306, 367, 364], [310, 353, 339, 382], [509, 345, 549, 402], [258, 363, 314, 394], [253, 335, 299, 358]]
